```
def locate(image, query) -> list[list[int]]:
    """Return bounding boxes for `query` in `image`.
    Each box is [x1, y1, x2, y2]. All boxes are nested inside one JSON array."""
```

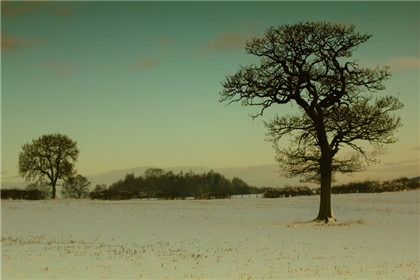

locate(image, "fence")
[[230, 193, 264, 199]]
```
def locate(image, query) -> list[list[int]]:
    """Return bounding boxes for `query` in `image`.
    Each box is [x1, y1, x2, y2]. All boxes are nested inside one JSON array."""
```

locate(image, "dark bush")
[[330, 179, 420, 194], [264, 187, 314, 198], [89, 190, 134, 200], [194, 191, 231, 199], [155, 190, 179, 200], [26, 182, 51, 199], [295, 186, 314, 196], [212, 192, 231, 199], [263, 189, 282, 198], [1, 189, 43, 200]]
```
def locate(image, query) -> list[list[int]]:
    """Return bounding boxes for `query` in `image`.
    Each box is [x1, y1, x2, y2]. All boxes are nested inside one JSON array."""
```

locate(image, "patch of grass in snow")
[[1, 235, 47, 245]]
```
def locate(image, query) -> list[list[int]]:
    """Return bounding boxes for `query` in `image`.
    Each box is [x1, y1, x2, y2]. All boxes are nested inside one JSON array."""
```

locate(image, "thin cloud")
[[389, 57, 420, 71], [45, 61, 74, 77], [54, 6, 72, 15], [383, 159, 419, 167], [1, 34, 29, 52], [408, 146, 420, 151], [33, 38, 47, 44], [205, 32, 248, 51], [368, 162, 420, 177], [129, 60, 160, 72], [178, 50, 210, 57], [2, 2, 73, 17], [1, 6, 34, 15], [2, 34, 46, 53], [1, 1, 48, 16], [156, 37, 176, 43]]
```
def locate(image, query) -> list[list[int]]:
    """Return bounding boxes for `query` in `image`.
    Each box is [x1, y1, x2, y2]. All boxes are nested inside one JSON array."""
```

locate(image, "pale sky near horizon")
[[1, 1, 419, 187]]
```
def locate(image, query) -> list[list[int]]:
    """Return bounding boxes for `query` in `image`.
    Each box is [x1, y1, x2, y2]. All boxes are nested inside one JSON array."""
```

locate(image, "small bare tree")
[[61, 175, 91, 199], [220, 22, 403, 222]]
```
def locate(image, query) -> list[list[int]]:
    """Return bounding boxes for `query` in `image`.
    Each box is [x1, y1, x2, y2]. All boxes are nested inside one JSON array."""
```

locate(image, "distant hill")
[[1, 175, 26, 189]]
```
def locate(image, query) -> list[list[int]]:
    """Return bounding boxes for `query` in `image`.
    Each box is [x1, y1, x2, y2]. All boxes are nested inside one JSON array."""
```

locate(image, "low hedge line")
[[155, 190, 180, 200], [194, 192, 231, 199], [329, 180, 419, 194], [264, 179, 420, 198], [264, 187, 313, 198], [1, 189, 43, 200], [89, 190, 134, 200]]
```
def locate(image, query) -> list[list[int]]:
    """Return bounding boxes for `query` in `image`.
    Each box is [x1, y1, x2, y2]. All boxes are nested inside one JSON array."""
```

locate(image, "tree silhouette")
[[61, 174, 91, 199], [220, 22, 403, 222], [19, 134, 79, 199]]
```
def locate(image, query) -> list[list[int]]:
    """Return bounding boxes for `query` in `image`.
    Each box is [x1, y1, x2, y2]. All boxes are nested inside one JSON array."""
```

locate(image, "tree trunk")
[[51, 182, 57, 199], [315, 156, 336, 222]]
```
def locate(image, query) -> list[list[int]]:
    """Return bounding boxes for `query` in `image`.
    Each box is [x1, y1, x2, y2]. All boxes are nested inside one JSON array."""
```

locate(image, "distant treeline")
[[90, 168, 261, 200], [1, 171, 419, 200], [263, 177, 420, 198], [329, 177, 419, 194], [93, 170, 419, 200]]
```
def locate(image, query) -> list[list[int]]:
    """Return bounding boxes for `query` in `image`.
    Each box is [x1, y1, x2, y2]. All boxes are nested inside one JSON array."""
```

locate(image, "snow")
[[2, 190, 419, 279]]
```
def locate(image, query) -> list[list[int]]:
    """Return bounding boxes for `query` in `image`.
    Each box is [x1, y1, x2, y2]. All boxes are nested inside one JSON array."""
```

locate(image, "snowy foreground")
[[2, 191, 419, 279]]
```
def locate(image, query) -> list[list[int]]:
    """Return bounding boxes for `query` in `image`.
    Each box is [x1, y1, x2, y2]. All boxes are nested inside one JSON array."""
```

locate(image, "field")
[[1, 190, 419, 279]]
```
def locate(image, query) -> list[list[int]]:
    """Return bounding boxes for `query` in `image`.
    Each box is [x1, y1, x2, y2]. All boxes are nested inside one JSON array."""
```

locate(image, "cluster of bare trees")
[[18, 133, 90, 199]]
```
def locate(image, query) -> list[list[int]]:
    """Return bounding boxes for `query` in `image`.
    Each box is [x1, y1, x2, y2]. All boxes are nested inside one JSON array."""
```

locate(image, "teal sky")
[[1, 1, 419, 186]]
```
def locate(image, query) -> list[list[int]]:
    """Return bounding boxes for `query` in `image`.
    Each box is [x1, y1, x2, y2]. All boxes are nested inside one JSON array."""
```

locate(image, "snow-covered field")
[[2, 190, 419, 279]]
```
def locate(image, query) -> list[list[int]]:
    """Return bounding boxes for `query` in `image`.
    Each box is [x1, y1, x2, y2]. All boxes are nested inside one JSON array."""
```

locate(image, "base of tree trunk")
[[313, 215, 338, 224]]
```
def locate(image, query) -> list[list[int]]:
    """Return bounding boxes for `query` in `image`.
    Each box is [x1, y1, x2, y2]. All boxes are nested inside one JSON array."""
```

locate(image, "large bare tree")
[[220, 22, 403, 222], [19, 134, 79, 199]]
